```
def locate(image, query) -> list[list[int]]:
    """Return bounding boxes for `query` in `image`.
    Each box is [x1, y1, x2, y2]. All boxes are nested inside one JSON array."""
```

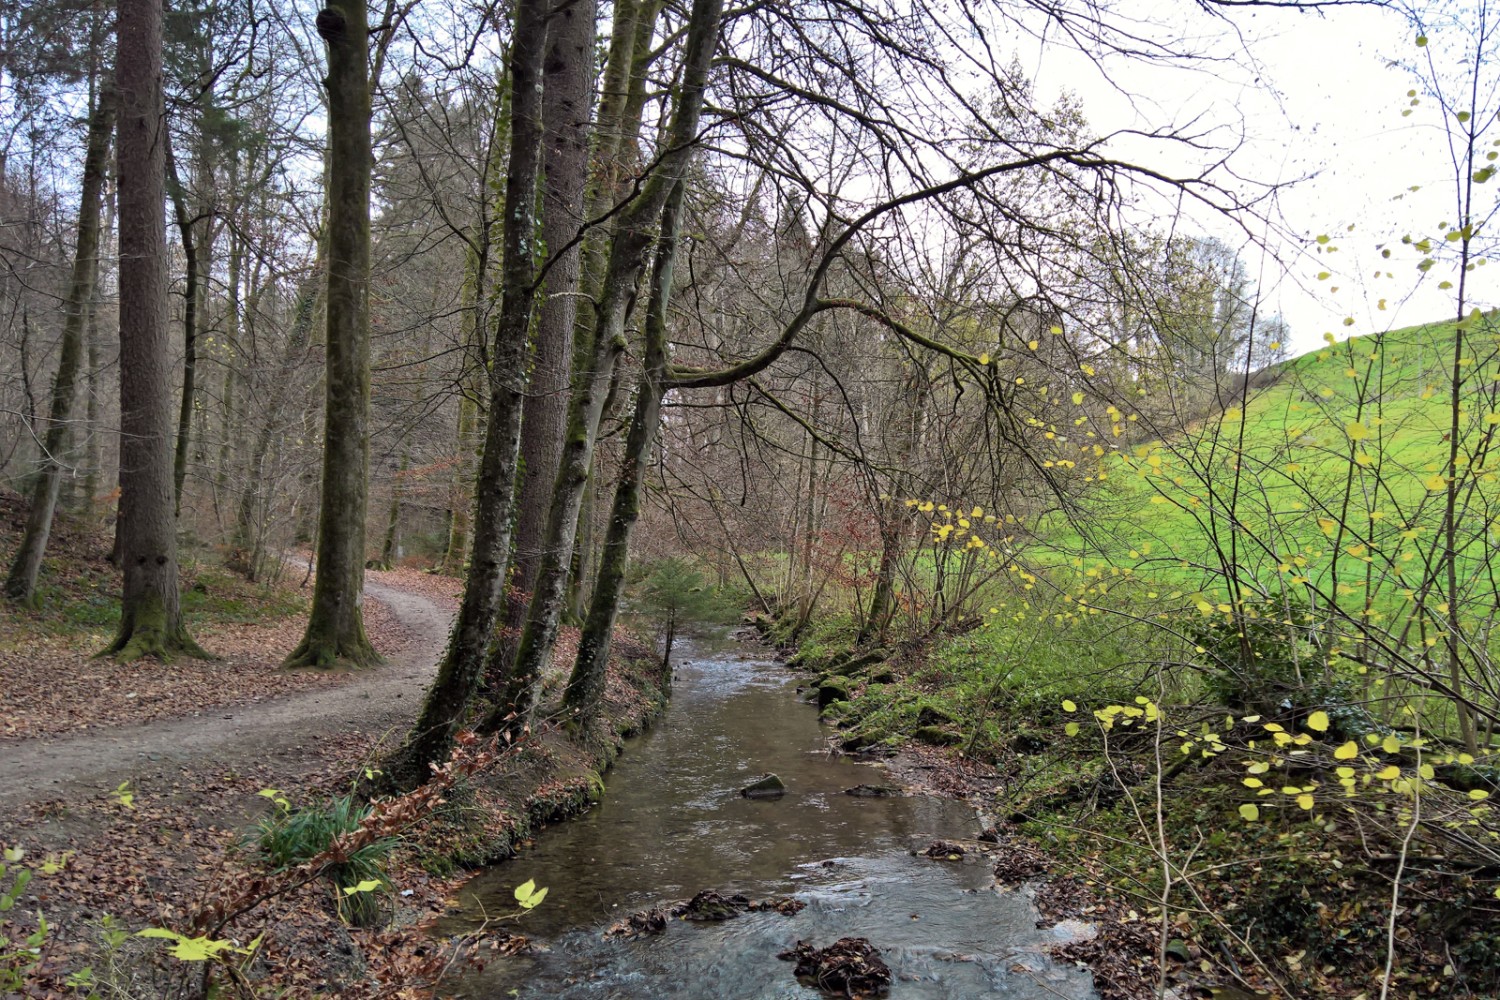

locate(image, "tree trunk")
[[380, 0, 551, 789], [4, 86, 115, 605], [507, 0, 596, 624], [487, 0, 723, 735], [285, 0, 379, 668], [376, 448, 407, 570], [558, 0, 661, 627], [563, 178, 683, 724], [231, 276, 317, 579], [81, 257, 104, 513], [103, 0, 207, 661], [166, 137, 203, 518]]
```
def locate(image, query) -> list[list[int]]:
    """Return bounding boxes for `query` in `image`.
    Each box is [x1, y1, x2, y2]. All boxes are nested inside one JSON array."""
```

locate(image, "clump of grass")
[[253, 794, 397, 926]]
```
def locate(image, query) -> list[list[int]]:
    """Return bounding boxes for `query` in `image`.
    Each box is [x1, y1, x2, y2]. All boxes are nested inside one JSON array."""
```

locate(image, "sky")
[[1021, 0, 1493, 355]]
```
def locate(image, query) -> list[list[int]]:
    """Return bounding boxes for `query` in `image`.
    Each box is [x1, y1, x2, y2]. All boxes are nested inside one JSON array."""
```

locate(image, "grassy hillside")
[[1023, 316, 1500, 612]]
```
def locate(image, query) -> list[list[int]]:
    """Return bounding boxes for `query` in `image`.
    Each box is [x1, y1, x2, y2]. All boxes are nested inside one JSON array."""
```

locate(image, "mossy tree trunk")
[[104, 0, 208, 662], [503, 0, 596, 648], [4, 83, 115, 605], [563, 178, 683, 723], [557, 0, 659, 628], [487, 0, 724, 736], [380, 0, 551, 790], [286, 0, 378, 668]]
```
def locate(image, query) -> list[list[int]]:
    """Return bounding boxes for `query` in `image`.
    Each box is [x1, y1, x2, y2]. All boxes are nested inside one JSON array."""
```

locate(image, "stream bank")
[[759, 604, 1500, 1000]]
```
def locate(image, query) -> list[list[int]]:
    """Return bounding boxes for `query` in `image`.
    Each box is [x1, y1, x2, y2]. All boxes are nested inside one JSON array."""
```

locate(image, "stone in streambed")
[[741, 773, 786, 798], [844, 783, 901, 798]]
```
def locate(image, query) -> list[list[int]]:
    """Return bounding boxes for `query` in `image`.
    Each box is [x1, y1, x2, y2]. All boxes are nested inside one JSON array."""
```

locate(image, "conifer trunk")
[[507, 0, 595, 624], [104, 0, 207, 661]]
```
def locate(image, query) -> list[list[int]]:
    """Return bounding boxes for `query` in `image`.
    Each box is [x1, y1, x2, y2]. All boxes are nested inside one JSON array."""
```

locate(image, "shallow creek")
[[440, 634, 1097, 998]]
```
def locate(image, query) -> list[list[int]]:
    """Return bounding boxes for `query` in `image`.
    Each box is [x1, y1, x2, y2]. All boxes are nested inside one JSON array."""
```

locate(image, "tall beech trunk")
[[104, 1, 208, 661], [558, 0, 661, 614], [507, 0, 596, 625], [380, 0, 551, 790], [487, 0, 723, 735], [376, 448, 408, 569], [440, 230, 493, 577], [4, 86, 115, 605], [81, 264, 104, 512], [563, 178, 683, 723], [232, 278, 318, 579], [166, 138, 206, 517], [214, 154, 243, 521], [286, 0, 379, 668]]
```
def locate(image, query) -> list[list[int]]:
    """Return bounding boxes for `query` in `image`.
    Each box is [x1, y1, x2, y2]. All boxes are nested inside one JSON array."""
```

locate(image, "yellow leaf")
[[978, 352, 990, 365], [1334, 741, 1358, 760], [1072, 391, 1085, 405], [1307, 711, 1330, 733], [1376, 765, 1401, 780], [1296, 793, 1315, 810], [1345, 421, 1369, 441], [1424, 474, 1447, 491], [1470, 789, 1491, 801], [1062, 700, 1077, 713], [1239, 803, 1259, 822], [1317, 518, 1337, 536], [1382, 734, 1402, 753]]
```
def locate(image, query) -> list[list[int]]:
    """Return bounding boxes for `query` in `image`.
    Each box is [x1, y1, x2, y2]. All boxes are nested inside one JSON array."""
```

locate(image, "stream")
[[440, 632, 1098, 998]]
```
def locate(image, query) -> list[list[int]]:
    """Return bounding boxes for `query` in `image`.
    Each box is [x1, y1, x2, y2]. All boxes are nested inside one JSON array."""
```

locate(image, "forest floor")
[[0, 505, 666, 998], [0, 556, 476, 997], [0, 565, 458, 808]]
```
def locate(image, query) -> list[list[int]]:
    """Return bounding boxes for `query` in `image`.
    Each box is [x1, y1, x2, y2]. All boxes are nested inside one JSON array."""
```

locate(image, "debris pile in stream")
[[605, 891, 806, 938], [920, 839, 967, 860], [606, 905, 669, 938], [778, 936, 892, 998]]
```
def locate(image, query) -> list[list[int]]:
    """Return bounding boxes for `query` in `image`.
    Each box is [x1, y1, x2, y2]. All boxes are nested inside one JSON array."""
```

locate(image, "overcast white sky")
[[1021, 1, 1491, 355]]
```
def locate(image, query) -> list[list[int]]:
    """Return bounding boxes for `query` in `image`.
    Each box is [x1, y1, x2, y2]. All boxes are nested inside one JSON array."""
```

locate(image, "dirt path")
[[0, 577, 452, 810]]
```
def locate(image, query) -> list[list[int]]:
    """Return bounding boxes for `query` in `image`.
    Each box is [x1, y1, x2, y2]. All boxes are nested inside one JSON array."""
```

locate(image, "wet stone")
[[741, 773, 786, 798], [844, 783, 901, 798]]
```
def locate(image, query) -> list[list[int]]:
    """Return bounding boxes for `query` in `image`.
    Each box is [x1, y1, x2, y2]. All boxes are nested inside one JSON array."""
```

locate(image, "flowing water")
[[441, 633, 1097, 999]]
